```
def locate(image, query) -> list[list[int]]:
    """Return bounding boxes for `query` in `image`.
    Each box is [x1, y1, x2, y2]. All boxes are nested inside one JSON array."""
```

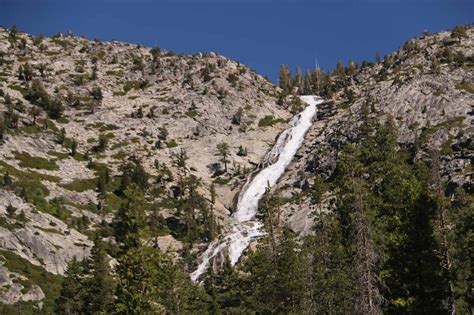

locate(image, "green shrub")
[[166, 140, 178, 148], [122, 80, 148, 93], [185, 110, 198, 118], [258, 115, 284, 127], [23, 80, 64, 119], [455, 80, 474, 94], [0, 161, 59, 199], [13, 151, 59, 171], [61, 178, 97, 192]]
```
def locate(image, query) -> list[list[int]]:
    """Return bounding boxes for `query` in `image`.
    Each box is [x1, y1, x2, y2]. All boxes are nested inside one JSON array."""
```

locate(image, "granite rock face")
[[275, 28, 473, 234]]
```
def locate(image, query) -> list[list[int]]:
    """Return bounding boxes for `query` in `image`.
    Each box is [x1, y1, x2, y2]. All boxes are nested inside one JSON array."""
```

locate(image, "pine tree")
[[337, 143, 383, 315], [231, 107, 243, 125], [301, 213, 356, 313], [114, 246, 171, 314], [96, 134, 108, 152], [114, 184, 148, 250], [118, 161, 133, 194], [158, 125, 168, 140], [29, 106, 41, 125], [303, 68, 312, 95], [259, 186, 280, 260], [90, 85, 103, 102], [216, 142, 230, 173], [0, 118, 5, 142], [56, 128, 66, 145], [448, 187, 473, 313], [18, 63, 33, 83], [334, 60, 346, 80], [375, 51, 381, 64], [204, 257, 243, 312], [70, 139, 77, 156], [131, 161, 149, 191], [431, 56, 441, 74], [430, 150, 457, 314], [278, 64, 292, 94], [294, 65, 303, 93], [311, 68, 320, 93], [90, 65, 98, 80], [9, 24, 18, 42], [96, 171, 107, 198], [82, 240, 115, 313], [150, 47, 161, 64], [2, 172, 12, 186], [451, 25, 467, 43], [347, 60, 357, 77], [55, 257, 85, 314], [241, 229, 306, 314], [115, 246, 210, 314], [353, 122, 450, 313]]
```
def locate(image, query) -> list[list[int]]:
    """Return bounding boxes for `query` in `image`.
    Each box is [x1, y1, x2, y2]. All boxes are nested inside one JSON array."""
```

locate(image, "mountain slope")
[[0, 26, 287, 309]]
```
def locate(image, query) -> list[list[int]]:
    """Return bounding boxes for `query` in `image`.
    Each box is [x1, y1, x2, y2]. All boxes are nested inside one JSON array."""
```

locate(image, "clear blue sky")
[[1, 0, 472, 82]]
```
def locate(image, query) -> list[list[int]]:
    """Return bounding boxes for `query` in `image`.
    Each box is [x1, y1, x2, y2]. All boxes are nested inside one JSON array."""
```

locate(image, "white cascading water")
[[191, 95, 323, 282]]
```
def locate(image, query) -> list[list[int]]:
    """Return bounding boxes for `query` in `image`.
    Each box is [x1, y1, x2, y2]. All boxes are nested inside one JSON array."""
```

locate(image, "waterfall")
[[191, 95, 323, 282]]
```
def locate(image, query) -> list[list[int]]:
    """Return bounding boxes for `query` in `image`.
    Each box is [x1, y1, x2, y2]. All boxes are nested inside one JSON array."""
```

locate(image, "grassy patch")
[[43, 50, 62, 56], [56, 117, 70, 124], [105, 70, 123, 76], [47, 151, 70, 160], [122, 80, 147, 94], [87, 122, 119, 132], [110, 141, 128, 150], [33, 226, 63, 234], [103, 192, 123, 213], [16, 124, 47, 135], [185, 110, 198, 118], [113, 90, 127, 97], [420, 117, 465, 143], [61, 178, 96, 192], [64, 199, 97, 213], [0, 161, 60, 196], [13, 151, 59, 171], [110, 150, 128, 160], [166, 140, 178, 148], [41, 119, 60, 133], [455, 80, 474, 94], [100, 124, 120, 132], [213, 177, 231, 185], [258, 115, 284, 127], [440, 136, 454, 156], [157, 196, 180, 209], [0, 216, 26, 230], [86, 161, 109, 173], [8, 83, 28, 96]]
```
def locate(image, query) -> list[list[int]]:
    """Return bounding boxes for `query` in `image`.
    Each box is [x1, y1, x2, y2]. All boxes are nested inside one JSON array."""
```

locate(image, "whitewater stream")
[[190, 95, 323, 282]]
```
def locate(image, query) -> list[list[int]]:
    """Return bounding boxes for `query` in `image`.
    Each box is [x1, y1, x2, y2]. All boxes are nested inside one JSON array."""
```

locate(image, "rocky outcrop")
[[0, 191, 91, 274], [0, 264, 45, 306], [276, 28, 473, 233]]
